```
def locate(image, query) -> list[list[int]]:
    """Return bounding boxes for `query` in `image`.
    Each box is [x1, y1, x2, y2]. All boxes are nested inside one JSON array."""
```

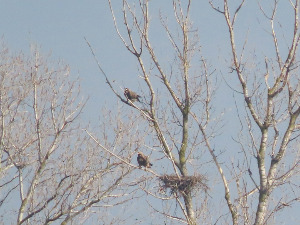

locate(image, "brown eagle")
[[137, 152, 153, 168], [124, 88, 141, 102]]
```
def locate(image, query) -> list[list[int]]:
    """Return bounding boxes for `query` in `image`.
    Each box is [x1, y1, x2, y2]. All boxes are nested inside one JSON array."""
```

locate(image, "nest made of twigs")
[[159, 174, 208, 196]]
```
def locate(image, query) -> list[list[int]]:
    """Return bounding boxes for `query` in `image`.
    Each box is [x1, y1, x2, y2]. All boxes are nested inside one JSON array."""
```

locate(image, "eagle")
[[124, 88, 141, 102], [137, 152, 153, 168]]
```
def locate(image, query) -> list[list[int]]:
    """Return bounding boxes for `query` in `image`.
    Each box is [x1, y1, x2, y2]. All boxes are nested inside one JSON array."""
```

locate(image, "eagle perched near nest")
[[137, 152, 152, 168], [124, 88, 141, 102]]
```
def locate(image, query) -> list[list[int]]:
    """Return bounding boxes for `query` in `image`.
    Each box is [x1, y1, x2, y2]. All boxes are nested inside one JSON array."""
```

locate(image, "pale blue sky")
[[0, 0, 288, 121]]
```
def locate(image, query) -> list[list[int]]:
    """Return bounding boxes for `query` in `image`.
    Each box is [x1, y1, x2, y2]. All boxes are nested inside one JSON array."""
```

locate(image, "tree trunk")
[[183, 192, 197, 225], [254, 189, 269, 225]]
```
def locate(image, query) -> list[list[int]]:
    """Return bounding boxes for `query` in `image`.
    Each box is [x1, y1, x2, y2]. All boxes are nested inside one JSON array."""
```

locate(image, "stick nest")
[[159, 174, 208, 196]]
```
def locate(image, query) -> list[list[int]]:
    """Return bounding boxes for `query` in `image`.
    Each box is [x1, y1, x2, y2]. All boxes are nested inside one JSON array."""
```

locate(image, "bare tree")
[[209, 0, 300, 224], [90, 0, 214, 224], [90, 0, 300, 224], [0, 44, 138, 224]]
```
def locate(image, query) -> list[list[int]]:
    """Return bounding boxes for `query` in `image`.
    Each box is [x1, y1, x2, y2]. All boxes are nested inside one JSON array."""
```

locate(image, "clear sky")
[[0, 0, 298, 224], [0, 0, 290, 122]]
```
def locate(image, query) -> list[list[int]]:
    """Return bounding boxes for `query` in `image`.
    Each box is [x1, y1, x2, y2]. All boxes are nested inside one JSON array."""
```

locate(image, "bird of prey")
[[124, 88, 141, 102], [137, 152, 153, 168]]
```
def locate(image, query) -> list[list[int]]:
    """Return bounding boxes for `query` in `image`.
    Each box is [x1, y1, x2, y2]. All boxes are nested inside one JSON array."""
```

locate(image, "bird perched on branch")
[[124, 88, 141, 102], [137, 152, 152, 168]]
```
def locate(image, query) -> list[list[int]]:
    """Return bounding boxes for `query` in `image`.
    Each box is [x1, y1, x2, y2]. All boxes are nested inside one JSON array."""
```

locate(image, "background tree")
[[0, 44, 139, 224], [210, 0, 300, 224]]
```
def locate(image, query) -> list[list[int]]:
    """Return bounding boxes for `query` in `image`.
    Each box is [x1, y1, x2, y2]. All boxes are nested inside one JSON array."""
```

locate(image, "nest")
[[159, 174, 208, 196]]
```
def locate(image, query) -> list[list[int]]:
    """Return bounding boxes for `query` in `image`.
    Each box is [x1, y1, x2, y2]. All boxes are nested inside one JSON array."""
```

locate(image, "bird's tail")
[[137, 95, 142, 102]]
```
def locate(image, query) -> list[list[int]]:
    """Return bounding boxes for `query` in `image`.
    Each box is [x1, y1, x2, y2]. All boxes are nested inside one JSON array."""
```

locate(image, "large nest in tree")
[[159, 174, 208, 196]]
